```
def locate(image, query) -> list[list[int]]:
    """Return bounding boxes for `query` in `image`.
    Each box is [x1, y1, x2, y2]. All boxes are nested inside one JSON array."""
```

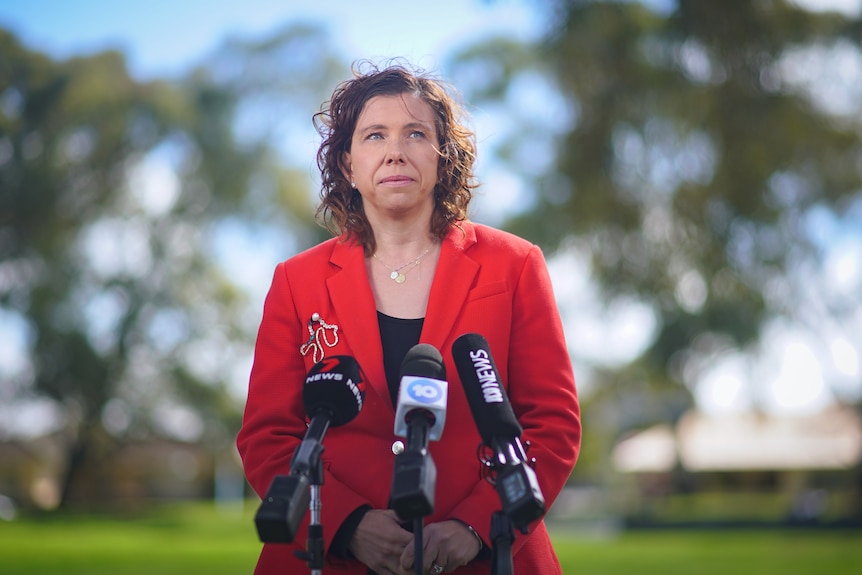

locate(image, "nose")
[[385, 140, 406, 164]]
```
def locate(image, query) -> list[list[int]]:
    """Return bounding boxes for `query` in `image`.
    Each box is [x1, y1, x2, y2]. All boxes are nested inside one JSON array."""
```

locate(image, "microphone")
[[389, 343, 448, 520], [452, 333, 545, 531], [393, 344, 448, 441], [255, 355, 365, 543], [302, 355, 365, 427]]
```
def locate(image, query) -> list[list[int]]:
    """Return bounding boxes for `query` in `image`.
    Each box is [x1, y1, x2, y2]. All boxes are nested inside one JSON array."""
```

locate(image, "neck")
[[372, 239, 437, 267], [365, 202, 435, 247], [371, 223, 435, 258]]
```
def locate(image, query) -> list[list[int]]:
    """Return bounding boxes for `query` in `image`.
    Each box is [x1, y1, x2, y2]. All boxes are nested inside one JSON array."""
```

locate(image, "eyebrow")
[[357, 121, 433, 135]]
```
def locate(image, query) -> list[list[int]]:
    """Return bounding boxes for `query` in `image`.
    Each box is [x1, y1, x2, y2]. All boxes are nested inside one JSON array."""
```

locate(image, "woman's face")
[[343, 93, 440, 224]]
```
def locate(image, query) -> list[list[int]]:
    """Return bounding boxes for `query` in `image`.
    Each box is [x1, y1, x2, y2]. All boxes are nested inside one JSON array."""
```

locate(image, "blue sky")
[[0, 0, 547, 79], [4, 1, 859, 81]]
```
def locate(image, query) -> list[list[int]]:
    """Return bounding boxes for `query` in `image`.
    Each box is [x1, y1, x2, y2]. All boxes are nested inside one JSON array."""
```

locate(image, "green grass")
[[552, 528, 861, 575], [0, 502, 859, 574], [0, 502, 261, 575]]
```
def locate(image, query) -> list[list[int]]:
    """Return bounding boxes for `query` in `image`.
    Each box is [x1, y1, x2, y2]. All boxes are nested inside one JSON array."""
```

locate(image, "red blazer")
[[237, 221, 581, 574]]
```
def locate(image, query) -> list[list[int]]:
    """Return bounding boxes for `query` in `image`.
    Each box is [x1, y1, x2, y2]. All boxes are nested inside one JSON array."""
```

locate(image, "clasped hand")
[[348, 509, 481, 574]]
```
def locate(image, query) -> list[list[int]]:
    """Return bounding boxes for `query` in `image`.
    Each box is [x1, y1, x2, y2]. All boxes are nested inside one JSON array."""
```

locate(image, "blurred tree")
[[449, 0, 862, 481], [0, 24, 346, 509]]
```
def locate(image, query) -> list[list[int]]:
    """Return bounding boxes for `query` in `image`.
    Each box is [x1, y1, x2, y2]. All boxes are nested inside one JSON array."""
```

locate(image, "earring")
[[351, 180, 356, 188]]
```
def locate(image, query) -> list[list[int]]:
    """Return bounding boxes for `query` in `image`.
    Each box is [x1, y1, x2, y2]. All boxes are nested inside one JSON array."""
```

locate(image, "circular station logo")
[[407, 379, 443, 404]]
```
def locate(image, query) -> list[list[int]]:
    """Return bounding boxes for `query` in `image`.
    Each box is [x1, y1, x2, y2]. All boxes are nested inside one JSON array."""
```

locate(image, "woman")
[[237, 61, 581, 574]]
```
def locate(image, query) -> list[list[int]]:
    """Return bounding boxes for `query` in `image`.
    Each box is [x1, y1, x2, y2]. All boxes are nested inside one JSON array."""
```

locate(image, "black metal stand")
[[413, 518, 424, 575], [293, 449, 325, 575], [389, 415, 437, 575], [489, 511, 515, 575]]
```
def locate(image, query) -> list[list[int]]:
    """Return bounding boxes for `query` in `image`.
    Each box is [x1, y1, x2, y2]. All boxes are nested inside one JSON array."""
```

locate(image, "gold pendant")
[[393, 272, 406, 283]]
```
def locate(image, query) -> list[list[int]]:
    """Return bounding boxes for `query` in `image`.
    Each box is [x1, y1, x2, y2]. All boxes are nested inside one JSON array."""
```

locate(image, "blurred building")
[[610, 405, 862, 525]]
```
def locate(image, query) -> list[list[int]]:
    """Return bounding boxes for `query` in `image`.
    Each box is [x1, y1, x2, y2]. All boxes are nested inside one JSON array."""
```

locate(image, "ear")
[[339, 152, 353, 183]]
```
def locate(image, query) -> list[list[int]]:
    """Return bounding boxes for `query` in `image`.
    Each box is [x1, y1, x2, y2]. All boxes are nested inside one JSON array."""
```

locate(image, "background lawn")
[[551, 527, 861, 575], [0, 502, 859, 574]]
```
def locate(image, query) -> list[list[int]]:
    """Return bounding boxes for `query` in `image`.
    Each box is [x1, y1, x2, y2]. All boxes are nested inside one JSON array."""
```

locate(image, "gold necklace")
[[372, 245, 433, 284]]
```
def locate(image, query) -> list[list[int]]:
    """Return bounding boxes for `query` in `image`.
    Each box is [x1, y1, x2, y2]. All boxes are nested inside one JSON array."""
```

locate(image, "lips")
[[380, 175, 413, 184]]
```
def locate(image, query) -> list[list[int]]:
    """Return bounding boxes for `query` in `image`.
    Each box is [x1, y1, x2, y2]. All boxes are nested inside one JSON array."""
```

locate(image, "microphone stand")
[[413, 518, 424, 575], [408, 417, 430, 575], [389, 413, 436, 575], [303, 459, 325, 574], [291, 418, 328, 575], [489, 511, 515, 575], [487, 439, 543, 575]]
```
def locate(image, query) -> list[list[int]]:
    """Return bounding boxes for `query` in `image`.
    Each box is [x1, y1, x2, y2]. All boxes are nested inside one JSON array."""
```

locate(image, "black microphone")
[[389, 343, 448, 521], [255, 355, 365, 543], [452, 333, 545, 531]]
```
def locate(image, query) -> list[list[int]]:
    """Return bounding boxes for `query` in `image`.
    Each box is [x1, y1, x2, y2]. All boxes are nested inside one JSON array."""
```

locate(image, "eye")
[[408, 130, 426, 139], [365, 132, 383, 141]]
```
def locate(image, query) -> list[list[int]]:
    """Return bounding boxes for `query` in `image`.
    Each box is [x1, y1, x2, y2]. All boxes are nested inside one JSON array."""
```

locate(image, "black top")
[[329, 311, 424, 561], [377, 311, 424, 405]]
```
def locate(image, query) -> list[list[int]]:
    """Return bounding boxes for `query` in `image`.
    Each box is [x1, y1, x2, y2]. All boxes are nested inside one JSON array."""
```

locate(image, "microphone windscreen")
[[394, 343, 448, 441], [400, 343, 446, 380], [452, 333, 522, 444], [302, 355, 365, 427]]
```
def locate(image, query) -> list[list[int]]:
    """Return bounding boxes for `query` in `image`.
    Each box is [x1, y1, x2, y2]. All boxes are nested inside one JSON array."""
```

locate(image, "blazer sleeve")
[[507, 244, 581, 507], [237, 262, 307, 498]]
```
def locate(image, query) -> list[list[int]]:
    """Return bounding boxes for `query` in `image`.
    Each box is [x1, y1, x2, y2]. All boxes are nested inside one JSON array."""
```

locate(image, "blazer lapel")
[[422, 222, 479, 347], [326, 238, 390, 411]]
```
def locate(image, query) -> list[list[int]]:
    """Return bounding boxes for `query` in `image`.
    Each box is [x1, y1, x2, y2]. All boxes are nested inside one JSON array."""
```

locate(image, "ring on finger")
[[431, 562, 444, 574]]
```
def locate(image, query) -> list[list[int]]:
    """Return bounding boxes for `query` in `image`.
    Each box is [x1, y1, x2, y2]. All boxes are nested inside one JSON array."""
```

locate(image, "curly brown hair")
[[313, 59, 478, 255]]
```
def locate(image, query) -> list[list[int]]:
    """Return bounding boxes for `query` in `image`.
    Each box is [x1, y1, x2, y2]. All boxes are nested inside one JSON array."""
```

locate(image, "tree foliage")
[[449, 1, 862, 477], [0, 24, 346, 508]]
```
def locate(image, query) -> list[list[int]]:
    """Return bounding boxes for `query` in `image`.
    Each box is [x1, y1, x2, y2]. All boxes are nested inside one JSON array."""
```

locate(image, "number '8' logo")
[[407, 379, 442, 403]]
